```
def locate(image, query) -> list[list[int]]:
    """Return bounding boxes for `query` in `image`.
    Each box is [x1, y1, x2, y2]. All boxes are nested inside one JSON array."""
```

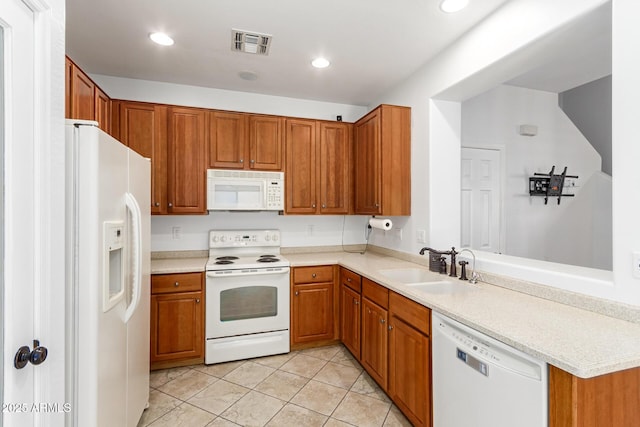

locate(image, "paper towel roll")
[[369, 218, 393, 231]]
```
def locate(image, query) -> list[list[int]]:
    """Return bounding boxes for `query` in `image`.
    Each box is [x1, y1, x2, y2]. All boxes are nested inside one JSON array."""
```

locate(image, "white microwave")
[[207, 169, 284, 211]]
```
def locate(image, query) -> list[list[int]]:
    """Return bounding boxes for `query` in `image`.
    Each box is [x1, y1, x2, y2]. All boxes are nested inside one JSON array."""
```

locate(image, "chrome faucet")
[[458, 248, 480, 284]]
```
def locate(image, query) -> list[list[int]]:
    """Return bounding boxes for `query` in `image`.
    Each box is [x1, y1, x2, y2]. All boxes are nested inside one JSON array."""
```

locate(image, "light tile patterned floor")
[[139, 345, 413, 427]]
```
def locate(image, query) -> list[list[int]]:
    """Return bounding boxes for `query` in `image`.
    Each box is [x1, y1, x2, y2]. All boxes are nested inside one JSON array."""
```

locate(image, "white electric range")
[[205, 229, 290, 364]]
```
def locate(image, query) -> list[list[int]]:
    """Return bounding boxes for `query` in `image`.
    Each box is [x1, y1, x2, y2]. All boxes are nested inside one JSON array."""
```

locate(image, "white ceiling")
[[65, 0, 512, 106]]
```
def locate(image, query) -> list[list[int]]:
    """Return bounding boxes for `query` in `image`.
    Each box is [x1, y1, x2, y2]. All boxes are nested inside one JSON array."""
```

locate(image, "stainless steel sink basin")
[[379, 268, 436, 283]]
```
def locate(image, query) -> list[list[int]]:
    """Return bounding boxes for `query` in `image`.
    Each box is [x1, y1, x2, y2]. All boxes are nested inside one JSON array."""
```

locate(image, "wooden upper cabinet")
[[117, 101, 168, 214], [65, 56, 72, 118], [285, 119, 352, 215], [208, 112, 283, 171], [70, 64, 95, 121], [318, 122, 351, 214], [285, 118, 317, 214], [94, 86, 111, 134], [249, 115, 284, 170], [167, 106, 207, 214], [354, 104, 411, 216], [208, 111, 247, 169]]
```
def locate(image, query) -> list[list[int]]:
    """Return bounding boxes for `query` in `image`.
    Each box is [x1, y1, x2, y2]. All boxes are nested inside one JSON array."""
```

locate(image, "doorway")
[[460, 147, 502, 253]]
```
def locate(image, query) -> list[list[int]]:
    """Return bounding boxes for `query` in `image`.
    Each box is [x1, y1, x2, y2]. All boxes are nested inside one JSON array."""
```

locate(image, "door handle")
[[14, 340, 48, 369]]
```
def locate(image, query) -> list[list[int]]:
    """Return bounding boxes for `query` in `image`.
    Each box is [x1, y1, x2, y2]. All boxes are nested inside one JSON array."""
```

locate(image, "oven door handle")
[[207, 268, 290, 278]]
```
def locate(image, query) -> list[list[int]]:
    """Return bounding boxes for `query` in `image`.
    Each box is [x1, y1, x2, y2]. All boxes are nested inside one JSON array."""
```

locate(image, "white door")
[[461, 147, 502, 253], [2, 0, 62, 426]]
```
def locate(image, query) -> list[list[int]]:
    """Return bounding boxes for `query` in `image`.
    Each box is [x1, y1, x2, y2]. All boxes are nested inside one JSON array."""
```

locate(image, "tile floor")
[[139, 344, 413, 427]]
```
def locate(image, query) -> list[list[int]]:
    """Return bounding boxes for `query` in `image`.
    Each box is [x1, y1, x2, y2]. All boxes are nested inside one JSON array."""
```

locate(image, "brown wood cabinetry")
[[66, 56, 113, 133], [115, 101, 168, 214], [285, 119, 351, 214], [361, 286, 389, 389], [150, 272, 204, 369], [340, 268, 362, 359], [388, 291, 431, 427], [208, 112, 283, 171], [549, 365, 640, 427], [354, 104, 411, 215], [291, 265, 338, 347], [167, 106, 208, 214]]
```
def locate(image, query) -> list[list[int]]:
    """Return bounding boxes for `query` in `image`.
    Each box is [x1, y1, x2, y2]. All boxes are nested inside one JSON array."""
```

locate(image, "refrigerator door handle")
[[124, 192, 142, 323]]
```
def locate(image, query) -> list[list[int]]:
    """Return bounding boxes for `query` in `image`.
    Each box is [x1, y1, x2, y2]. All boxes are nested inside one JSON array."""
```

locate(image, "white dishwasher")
[[432, 312, 548, 427]]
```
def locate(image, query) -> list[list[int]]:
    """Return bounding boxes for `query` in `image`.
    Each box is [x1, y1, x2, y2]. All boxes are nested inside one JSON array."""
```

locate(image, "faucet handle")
[[469, 271, 481, 284]]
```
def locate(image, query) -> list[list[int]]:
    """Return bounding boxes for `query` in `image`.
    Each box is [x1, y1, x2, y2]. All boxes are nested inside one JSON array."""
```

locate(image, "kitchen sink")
[[407, 280, 479, 295], [379, 267, 436, 283]]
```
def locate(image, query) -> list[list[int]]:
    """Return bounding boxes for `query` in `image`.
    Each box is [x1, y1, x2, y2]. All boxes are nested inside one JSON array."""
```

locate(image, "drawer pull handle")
[[312, 273, 317, 278], [195, 298, 200, 303], [174, 282, 179, 287], [347, 278, 352, 282]]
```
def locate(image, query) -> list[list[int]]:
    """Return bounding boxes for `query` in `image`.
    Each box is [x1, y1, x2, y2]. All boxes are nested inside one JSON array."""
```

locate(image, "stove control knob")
[[265, 235, 271, 241], [273, 234, 279, 242], [212, 235, 219, 243], [220, 236, 227, 243]]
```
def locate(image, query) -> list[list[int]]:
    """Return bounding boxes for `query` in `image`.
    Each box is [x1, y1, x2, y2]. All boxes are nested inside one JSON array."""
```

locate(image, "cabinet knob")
[[196, 298, 201, 303], [295, 291, 299, 296], [375, 203, 380, 207], [250, 159, 255, 164], [154, 202, 160, 207], [388, 325, 393, 331], [168, 202, 173, 208], [312, 273, 316, 278], [240, 159, 244, 163], [312, 203, 316, 208], [322, 204, 326, 208], [380, 318, 386, 324], [354, 299, 359, 305], [174, 282, 179, 287], [347, 278, 352, 282]]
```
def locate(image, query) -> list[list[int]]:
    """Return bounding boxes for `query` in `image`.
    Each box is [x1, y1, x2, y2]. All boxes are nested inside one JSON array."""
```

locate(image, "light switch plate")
[[633, 251, 640, 279]]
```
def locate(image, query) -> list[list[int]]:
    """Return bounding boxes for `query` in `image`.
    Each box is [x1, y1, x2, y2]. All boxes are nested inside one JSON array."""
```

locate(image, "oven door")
[[206, 267, 290, 339]]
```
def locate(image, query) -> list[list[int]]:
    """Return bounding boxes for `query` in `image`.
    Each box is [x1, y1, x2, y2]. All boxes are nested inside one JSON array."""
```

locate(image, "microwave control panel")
[[266, 180, 284, 210]]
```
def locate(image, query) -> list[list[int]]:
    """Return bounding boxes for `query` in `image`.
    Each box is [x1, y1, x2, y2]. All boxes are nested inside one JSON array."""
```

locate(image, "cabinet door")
[[340, 284, 361, 359], [208, 111, 248, 169], [285, 119, 318, 213], [361, 297, 388, 390], [167, 106, 207, 214], [94, 86, 111, 134], [292, 282, 334, 344], [150, 291, 203, 363], [70, 64, 95, 121], [118, 101, 168, 215], [388, 315, 430, 427], [354, 109, 381, 214], [65, 56, 72, 118], [249, 115, 283, 170], [319, 122, 351, 214]]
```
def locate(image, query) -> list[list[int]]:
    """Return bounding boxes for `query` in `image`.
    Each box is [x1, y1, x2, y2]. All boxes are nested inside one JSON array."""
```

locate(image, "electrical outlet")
[[172, 226, 182, 240], [394, 228, 403, 241], [633, 251, 640, 279], [417, 229, 426, 243]]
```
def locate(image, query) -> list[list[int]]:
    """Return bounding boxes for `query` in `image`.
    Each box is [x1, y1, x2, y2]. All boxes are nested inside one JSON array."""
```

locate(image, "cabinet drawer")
[[389, 291, 430, 335], [362, 278, 389, 309], [293, 265, 334, 283], [341, 268, 362, 292], [152, 272, 203, 294]]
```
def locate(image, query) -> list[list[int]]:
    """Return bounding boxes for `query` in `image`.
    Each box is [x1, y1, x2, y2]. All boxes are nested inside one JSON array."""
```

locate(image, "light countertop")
[[152, 249, 640, 378]]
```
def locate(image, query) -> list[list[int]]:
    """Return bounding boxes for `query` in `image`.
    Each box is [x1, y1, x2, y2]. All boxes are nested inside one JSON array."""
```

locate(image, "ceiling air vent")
[[231, 29, 272, 55]]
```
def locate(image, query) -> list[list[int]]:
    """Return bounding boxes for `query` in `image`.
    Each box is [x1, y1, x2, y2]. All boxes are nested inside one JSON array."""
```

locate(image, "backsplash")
[[151, 213, 369, 252]]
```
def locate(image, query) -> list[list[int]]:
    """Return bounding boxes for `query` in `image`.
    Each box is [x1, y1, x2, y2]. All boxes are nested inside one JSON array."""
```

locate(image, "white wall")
[[92, 75, 371, 251], [368, 0, 640, 303], [461, 84, 606, 268]]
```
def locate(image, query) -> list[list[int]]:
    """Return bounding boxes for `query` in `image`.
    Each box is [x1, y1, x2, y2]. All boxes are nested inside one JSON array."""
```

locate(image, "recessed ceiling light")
[[311, 57, 330, 69], [439, 0, 469, 13], [149, 32, 174, 46]]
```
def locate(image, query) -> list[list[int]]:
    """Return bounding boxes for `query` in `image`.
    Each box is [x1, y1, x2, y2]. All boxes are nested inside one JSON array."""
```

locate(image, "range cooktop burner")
[[216, 256, 239, 261], [257, 257, 280, 263], [215, 260, 235, 265], [259, 255, 277, 258]]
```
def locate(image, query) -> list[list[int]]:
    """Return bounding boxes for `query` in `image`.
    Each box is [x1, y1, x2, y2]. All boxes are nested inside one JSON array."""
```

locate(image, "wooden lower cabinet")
[[388, 314, 430, 427], [361, 297, 388, 389], [291, 265, 338, 347], [340, 284, 361, 359], [150, 273, 204, 369], [549, 365, 640, 427]]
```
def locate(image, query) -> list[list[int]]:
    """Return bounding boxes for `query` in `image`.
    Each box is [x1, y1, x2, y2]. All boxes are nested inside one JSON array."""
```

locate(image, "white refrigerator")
[[65, 120, 151, 427]]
